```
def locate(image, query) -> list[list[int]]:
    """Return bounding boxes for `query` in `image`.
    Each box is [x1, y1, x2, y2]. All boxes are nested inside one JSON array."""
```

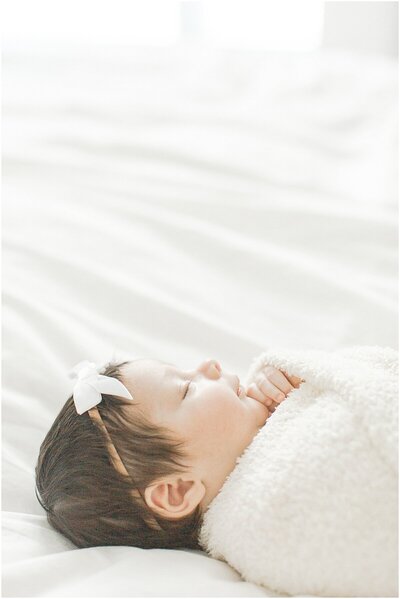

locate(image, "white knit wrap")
[[199, 346, 398, 597]]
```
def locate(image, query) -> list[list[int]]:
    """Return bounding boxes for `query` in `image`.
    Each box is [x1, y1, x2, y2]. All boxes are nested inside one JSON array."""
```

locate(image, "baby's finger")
[[246, 382, 273, 407], [268, 400, 278, 413], [264, 368, 295, 396], [281, 371, 304, 388], [256, 375, 287, 403]]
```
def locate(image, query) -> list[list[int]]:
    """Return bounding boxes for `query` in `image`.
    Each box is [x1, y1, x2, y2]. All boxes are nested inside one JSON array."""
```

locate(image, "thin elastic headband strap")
[[88, 406, 130, 478], [88, 406, 162, 531]]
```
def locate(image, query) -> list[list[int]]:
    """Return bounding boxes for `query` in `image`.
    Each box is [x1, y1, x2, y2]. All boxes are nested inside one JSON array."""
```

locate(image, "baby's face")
[[120, 358, 269, 506]]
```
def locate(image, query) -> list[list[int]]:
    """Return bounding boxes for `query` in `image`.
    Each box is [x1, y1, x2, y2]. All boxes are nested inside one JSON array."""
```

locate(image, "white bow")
[[68, 360, 133, 415]]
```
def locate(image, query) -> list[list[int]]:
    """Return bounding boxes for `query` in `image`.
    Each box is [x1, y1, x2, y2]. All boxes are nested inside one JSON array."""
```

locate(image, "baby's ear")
[[144, 476, 205, 519]]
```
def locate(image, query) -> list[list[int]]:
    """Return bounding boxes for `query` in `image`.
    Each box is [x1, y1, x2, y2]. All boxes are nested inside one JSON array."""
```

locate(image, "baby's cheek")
[[210, 398, 243, 437], [195, 398, 232, 438]]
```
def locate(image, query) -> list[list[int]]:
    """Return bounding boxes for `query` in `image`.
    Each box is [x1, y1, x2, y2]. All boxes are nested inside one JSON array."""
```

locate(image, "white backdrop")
[[2, 1, 398, 55]]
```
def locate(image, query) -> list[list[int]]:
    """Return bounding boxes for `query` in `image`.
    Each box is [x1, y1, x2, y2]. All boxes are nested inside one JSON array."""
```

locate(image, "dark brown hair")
[[35, 361, 203, 549]]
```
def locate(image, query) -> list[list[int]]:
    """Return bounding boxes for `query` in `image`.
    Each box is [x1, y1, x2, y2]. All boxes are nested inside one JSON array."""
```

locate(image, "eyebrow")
[[162, 362, 176, 379]]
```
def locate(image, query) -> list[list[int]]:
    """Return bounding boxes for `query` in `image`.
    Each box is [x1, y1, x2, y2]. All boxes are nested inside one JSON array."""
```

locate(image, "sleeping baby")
[[36, 346, 398, 597]]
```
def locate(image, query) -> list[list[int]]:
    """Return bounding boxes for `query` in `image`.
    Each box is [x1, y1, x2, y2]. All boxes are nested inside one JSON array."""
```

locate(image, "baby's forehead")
[[128, 358, 168, 371], [121, 358, 170, 387]]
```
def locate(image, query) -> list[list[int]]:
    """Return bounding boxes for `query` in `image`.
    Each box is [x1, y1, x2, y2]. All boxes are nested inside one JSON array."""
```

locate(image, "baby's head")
[[35, 358, 267, 549]]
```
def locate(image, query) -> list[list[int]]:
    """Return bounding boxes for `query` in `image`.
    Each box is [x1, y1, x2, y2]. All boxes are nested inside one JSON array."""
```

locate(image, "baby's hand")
[[246, 365, 303, 412]]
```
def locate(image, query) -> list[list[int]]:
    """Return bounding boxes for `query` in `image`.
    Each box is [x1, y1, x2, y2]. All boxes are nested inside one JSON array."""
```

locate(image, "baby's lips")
[[236, 382, 245, 398]]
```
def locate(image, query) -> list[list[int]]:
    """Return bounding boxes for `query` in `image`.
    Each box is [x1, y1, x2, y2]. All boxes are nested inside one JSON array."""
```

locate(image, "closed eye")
[[183, 382, 190, 399]]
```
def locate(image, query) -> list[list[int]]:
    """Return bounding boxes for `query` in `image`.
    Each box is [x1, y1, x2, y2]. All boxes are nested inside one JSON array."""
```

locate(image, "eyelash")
[[183, 382, 190, 399]]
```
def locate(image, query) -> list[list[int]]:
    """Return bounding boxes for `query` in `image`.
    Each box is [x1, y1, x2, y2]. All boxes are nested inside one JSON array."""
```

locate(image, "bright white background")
[[2, 0, 398, 55]]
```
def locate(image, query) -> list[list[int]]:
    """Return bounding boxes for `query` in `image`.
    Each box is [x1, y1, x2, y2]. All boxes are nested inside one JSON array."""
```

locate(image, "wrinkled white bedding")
[[2, 44, 397, 597]]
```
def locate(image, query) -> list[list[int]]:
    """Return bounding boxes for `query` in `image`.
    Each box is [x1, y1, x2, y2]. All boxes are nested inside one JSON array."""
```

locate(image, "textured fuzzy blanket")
[[199, 346, 398, 597]]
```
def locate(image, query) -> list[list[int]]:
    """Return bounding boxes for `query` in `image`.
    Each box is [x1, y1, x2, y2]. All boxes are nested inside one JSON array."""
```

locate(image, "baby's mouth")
[[232, 374, 246, 399], [237, 383, 246, 399]]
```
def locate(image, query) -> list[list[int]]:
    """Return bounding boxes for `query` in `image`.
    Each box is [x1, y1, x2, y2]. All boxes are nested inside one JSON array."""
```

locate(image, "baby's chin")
[[243, 394, 270, 428]]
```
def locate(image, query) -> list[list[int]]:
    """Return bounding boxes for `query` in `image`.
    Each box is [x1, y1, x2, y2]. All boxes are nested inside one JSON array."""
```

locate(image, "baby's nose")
[[198, 359, 221, 378]]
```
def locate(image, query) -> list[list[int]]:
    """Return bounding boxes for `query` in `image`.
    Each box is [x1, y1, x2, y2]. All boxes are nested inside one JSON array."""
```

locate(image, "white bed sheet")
[[2, 44, 397, 597]]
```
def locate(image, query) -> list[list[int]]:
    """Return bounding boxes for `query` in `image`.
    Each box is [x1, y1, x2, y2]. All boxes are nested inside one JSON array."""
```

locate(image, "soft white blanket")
[[199, 346, 398, 597]]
